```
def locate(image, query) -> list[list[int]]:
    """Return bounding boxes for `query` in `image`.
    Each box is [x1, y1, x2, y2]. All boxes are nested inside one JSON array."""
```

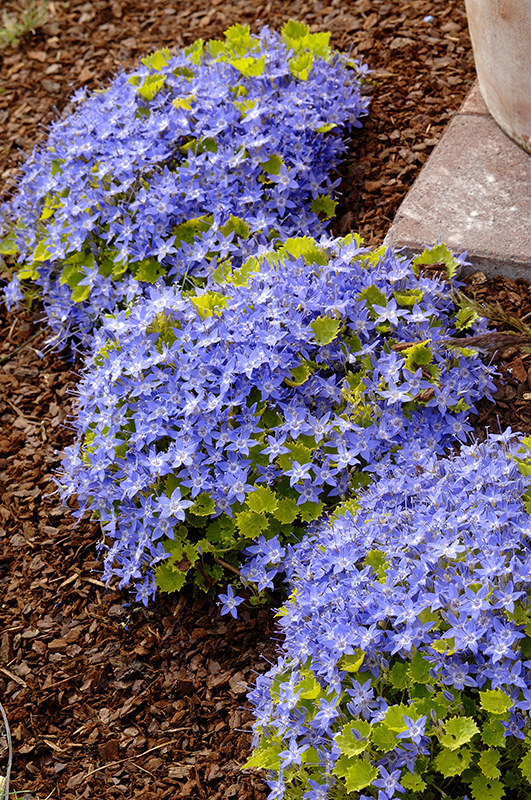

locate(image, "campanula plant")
[[56, 236, 496, 604], [0, 21, 369, 352], [245, 433, 531, 800]]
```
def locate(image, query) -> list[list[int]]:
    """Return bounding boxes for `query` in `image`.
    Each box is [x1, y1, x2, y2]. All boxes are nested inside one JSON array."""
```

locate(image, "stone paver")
[[384, 82, 531, 279]]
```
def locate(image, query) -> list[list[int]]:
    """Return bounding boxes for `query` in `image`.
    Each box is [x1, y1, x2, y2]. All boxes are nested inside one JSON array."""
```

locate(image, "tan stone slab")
[[385, 82, 531, 279]]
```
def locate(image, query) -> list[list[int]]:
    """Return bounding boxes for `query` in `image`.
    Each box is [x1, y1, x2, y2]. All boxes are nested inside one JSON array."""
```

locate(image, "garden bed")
[[1, 1, 531, 800]]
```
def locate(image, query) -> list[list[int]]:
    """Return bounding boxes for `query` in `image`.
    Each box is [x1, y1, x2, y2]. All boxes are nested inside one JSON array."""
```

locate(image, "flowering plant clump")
[[245, 434, 531, 800], [56, 236, 495, 604], [0, 21, 369, 351]]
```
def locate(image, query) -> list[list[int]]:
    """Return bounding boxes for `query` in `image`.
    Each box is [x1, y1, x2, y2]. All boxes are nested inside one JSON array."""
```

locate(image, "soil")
[[1, 1, 531, 799]]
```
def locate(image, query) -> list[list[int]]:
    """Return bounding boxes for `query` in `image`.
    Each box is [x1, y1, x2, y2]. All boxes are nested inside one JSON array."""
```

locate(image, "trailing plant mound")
[[57, 236, 495, 604], [0, 21, 369, 351], [245, 433, 531, 800]]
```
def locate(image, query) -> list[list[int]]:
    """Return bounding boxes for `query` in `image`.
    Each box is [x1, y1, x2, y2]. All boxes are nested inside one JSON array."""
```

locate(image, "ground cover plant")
[[2, 3, 531, 800], [0, 20, 369, 351], [57, 235, 496, 604], [245, 434, 531, 800]]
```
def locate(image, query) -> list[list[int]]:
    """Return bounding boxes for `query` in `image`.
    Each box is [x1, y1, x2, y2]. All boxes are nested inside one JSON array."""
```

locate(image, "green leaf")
[[244, 737, 282, 771], [273, 496, 299, 524], [155, 562, 188, 593], [335, 721, 371, 756], [481, 718, 506, 748], [282, 19, 310, 42], [411, 242, 460, 279], [51, 158, 64, 177], [333, 756, 378, 792], [339, 650, 365, 674], [285, 361, 312, 387], [235, 510, 269, 538], [519, 751, 531, 782], [184, 38, 204, 64], [310, 195, 338, 219], [220, 215, 250, 240], [138, 74, 165, 100], [230, 56, 265, 76], [191, 291, 228, 319], [404, 342, 434, 373], [364, 549, 388, 581], [0, 231, 19, 255], [295, 672, 322, 700], [454, 306, 479, 331], [383, 704, 410, 733], [311, 315, 341, 345], [278, 442, 312, 471], [192, 492, 215, 517], [478, 749, 501, 780], [440, 717, 479, 751], [141, 47, 171, 71], [469, 775, 505, 800], [315, 122, 337, 133], [172, 215, 213, 246], [371, 723, 398, 751], [393, 288, 425, 308], [390, 661, 411, 690], [434, 746, 472, 777], [289, 51, 314, 80], [261, 154, 283, 175], [401, 772, 427, 792], [358, 285, 387, 317], [247, 486, 278, 515], [281, 236, 328, 266], [71, 283, 91, 302], [480, 689, 513, 715], [134, 257, 166, 283], [408, 651, 431, 684], [32, 240, 52, 262], [298, 500, 324, 522], [172, 96, 194, 111]]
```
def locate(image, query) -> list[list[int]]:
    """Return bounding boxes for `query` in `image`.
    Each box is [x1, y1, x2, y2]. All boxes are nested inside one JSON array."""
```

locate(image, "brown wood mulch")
[[1, 1, 531, 799]]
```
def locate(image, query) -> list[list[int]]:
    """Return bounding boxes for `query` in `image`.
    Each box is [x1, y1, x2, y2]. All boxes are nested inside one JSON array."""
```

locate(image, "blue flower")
[[217, 585, 244, 619]]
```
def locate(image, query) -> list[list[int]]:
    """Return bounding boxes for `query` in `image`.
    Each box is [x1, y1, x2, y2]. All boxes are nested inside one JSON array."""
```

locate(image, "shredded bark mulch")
[[1, 1, 530, 799]]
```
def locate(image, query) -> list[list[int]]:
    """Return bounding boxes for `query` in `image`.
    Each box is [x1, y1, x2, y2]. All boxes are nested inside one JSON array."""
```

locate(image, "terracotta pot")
[[465, 0, 531, 154]]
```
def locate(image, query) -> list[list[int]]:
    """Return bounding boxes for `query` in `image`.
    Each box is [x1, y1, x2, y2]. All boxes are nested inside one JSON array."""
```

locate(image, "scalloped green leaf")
[[220, 215, 250, 240], [192, 492, 216, 517], [478, 749, 501, 780], [434, 746, 472, 777], [440, 717, 479, 751], [273, 496, 299, 524], [401, 772, 427, 792], [519, 751, 531, 782], [480, 688, 514, 715], [310, 194, 338, 219], [333, 756, 378, 792], [469, 775, 504, 800], [411, 242, 460, 279], [311, 315, 341, 345], [336, 721, 371, 756], [261, 154, 283, 175], [141, 47, 170, 71], [247, 486, 278, 515], [383, 704, 409, 733], [235, 510, 269, 538], [231, 56, 265, 76]]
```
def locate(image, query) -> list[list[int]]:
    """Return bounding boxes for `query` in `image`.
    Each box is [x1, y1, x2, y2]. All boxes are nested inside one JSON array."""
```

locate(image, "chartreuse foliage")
[[56, 237, 495, 604], [245, 434, 531, 800], [0, 21, 369, 352]]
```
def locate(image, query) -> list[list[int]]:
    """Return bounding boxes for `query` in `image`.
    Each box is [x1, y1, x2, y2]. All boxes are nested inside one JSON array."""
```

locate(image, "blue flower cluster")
[[246, 433, 531, 799], [1, 22, 369, 351], [57, 234, 495, 604]]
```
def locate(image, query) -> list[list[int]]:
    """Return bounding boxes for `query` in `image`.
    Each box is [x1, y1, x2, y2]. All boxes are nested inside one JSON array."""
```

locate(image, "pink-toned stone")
[[385, 82, 531, 280]]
